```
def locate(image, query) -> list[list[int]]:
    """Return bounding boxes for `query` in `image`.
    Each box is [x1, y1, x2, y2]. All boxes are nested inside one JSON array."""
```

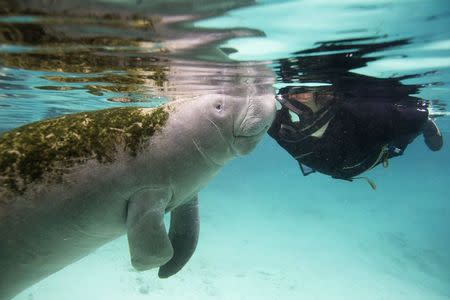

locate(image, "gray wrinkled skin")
[[0, 94, 275, 300]]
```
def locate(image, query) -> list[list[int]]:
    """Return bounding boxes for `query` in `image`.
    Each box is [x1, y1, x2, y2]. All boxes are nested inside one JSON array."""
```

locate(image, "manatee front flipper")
[[158, 195, 199, 278], [126, 187, 174, 271]]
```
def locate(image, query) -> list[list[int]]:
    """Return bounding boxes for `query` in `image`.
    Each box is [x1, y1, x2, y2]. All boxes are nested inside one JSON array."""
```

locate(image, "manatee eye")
[[215, 103, 223, 111]]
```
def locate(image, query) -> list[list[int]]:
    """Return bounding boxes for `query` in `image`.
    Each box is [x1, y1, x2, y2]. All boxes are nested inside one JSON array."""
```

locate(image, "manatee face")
[[191, 93, 275, 166]]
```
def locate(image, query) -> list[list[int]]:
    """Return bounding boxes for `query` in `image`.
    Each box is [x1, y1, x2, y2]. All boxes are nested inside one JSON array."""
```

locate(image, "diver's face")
[[289, 92, 314, 104], [289, 92, 321, 113]]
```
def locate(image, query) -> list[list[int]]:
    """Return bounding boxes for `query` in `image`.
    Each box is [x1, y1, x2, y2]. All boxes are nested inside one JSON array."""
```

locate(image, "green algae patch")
[[0, 106, 169, 193]]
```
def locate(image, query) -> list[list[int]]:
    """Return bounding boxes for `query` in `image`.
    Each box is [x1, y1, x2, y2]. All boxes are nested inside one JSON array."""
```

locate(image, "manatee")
[[0, 94, 275, 299]]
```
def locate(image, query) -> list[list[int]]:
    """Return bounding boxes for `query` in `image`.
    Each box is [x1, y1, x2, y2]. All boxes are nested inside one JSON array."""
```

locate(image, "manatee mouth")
[[234, 123, 270, 138], [232, 124, 270, 156]]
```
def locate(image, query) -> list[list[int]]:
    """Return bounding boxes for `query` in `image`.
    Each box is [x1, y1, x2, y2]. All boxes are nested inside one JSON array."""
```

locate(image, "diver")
[[268, 86, 444, 189]]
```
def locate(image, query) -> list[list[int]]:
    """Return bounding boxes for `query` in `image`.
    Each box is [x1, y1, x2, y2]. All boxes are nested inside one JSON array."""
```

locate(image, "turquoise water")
[[1, 0, 449, 299]]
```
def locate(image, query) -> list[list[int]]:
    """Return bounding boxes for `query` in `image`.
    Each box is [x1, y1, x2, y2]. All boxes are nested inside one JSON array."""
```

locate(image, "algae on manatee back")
[[0, 106, 169, 194]]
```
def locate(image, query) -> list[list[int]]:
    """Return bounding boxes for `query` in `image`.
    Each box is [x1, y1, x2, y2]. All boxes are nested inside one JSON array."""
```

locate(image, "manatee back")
[[0, 106, 169, 196]]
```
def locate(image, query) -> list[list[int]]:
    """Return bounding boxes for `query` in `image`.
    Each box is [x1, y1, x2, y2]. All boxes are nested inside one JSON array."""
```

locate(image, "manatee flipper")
[[158, 195, 199, 278], [126, 187, 174, 271]]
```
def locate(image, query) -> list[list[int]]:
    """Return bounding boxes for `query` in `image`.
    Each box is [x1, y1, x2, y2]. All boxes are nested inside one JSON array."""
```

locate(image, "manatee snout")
[[233, 95, 276, 155], [236, 96, 276, 137]]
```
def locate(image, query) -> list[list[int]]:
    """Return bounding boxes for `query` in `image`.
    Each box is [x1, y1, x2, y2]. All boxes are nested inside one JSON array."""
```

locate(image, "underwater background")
[[1, 0, 449, 299]]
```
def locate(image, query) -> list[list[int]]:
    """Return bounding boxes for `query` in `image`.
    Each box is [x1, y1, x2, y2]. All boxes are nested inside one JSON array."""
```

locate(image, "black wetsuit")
[[268, 100, 429, 180]]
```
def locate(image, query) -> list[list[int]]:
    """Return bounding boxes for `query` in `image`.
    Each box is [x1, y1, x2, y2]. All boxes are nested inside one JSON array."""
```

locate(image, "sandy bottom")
[[13, 137, 450, 300]]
